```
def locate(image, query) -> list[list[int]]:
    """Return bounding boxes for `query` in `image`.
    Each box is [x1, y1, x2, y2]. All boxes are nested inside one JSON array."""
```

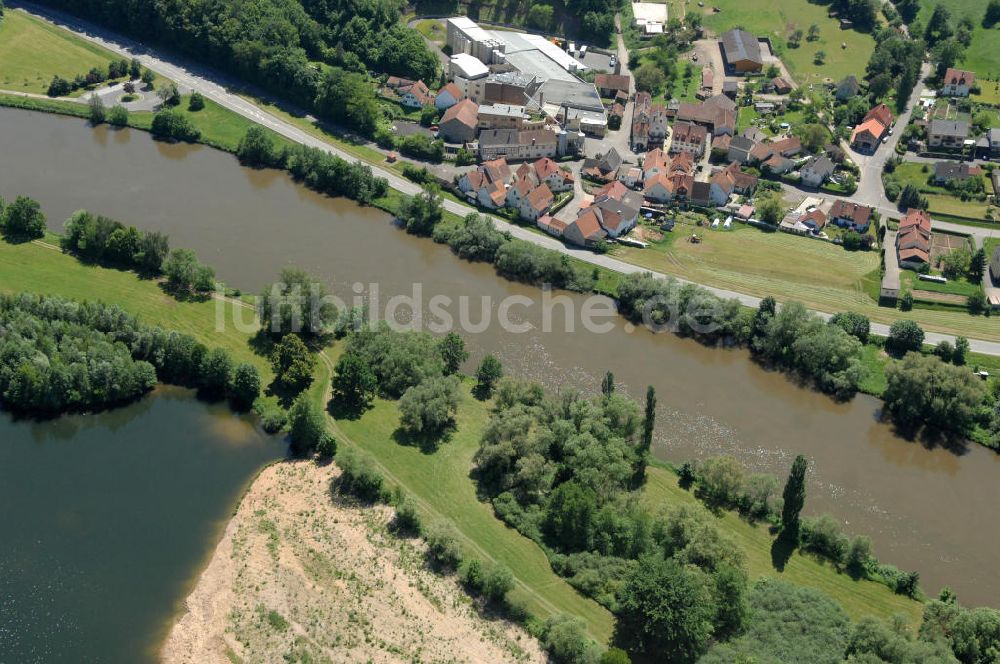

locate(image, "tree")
[[188, 91, 205, 111], [438, 332, 468, 375], [108, 104, 129, 127], [970, 249, 987, 281], [601, 371, 615, 397], [542, 615, 598, 664], [88, 94, 106, 124], [141, 68, 155, 89], [475, 354, 503, 398], [288, 393, 325, 454], [332, 352, 377, 408], [788, 29, 804, 48], [259, 267, 338, 339], [270, 333, 316, 393], [129, 58, 142, 80], [883, 353, 987, 435], [0, 195, 46, 241], [236, 126, 280, 167], [634, 62, 666, 94], [425, 519, 462, 569], [795, 123, 829, 153], [953, 336, 969, 366], [634, 385, 656, 484], [781, 455, 808, 537], [229, 363, 261, 410], [714, 563, 750, 638], [398, 376, 461, 436], [807, 23, 820, 41], [150, 110, 200, 142], [600, 648, 632, 664], [47, 75, 72, 97], [986, 0, 1000, 28], [527, 3, 554, 29], [968, 289, 988, 315], [814, 50, 827, 65], [399, 184, 444, 236], [924, 3, 953, 44], [200, 347, 233, 396], [615, 555, 717, 662], [314, 67, 382, 137], [829, 311, 870, 343], [135, 230, 168, 272], [162, 248, 214, 293], [757, 195, 785, 225], [886, 319, 925, 355], [419, 104, 438, 127]]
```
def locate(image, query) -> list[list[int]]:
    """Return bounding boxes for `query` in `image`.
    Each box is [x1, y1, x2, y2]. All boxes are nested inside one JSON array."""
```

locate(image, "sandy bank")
[[161, 459, 544, 663]]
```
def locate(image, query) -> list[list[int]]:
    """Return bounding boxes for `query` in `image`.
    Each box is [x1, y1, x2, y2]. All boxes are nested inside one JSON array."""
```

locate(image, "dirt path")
[[161, 459, 545, 664]]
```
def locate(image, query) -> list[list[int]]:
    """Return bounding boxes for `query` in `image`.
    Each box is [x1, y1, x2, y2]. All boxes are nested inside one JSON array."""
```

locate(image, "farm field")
[[641, 467, 923, 624], [0, 9, 119, 95], [696, 0, 875, 85]]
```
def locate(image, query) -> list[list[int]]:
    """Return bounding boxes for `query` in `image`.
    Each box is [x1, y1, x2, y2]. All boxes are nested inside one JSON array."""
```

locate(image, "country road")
[[9, 1, 1000, 354]]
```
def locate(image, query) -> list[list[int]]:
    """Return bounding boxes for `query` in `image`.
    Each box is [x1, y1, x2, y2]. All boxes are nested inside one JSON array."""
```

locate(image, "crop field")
[[0, 10, 119, 95]]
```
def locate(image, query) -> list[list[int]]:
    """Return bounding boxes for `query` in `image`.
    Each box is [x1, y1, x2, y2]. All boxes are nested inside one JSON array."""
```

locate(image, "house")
[[800, 156, 835, 187], [711, 134, 732, 158], [720, 28, 763, 73], [896, 208, 932, 268], [851, 118, 887, 153], [727, 135, 755, 164], [641, 147, 669, 181], [632, 92, 653, 151], [593, 196, 640, 237], [829, 200, 873, 233], [435, 82, 465, 111], [398, 80, 434, 109], [762, 154, 794, 175], [439, 98, 479, 143], [991, 246, 1000, 283], [669, 121, 708, 156], [644, 172, 693, 203], [477, 104, 529, 130], [564, 207, 608, 246], [649, 104, 671, 144], [582, 147, 624, 181], [941, 68, 975, 97], [385, 76, 415, 91], [520, 184, 554, 221], [976, 127, 1000, 159], [537, 214, 568, 237], [781, 207, 827, 234], [771, 77, 793, 94], [532, 157, 575, 192], [749, 136, 801, 163], [835, 75, 860, 101], [619, 166, 644, 188], [505, 175, 533, 209], [676, 95, 737, 136], [932, 161, 981, 185], [457, 157, 511, 194], [595, 73, 631, 99], [477, 128, 559, 161], [865, 104, 894, 129], [927, 120, 969, 149], [690, 181, 712, 207], [709, 162, 758, 205]]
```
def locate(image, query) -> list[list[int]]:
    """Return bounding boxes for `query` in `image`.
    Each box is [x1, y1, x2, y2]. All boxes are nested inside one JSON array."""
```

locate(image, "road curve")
[[9, 0, 1000, 355]]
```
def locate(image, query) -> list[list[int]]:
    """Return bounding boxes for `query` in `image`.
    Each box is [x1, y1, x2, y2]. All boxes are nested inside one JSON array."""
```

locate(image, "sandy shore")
[[161, 459, 545, 664]]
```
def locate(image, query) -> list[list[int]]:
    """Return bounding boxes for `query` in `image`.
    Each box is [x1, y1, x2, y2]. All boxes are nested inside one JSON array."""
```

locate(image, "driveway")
[[13, 1, 1000, 354]]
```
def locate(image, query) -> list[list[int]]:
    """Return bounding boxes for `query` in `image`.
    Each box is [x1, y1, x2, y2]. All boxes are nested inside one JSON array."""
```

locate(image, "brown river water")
[[2, 107, 999, 609]]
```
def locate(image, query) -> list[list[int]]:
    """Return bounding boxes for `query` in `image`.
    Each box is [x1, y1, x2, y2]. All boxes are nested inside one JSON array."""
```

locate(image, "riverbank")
[[161, 458, 545, 664]]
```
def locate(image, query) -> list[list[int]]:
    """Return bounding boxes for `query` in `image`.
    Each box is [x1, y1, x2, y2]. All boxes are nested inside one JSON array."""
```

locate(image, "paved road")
[[11, 1, 1000, 354]]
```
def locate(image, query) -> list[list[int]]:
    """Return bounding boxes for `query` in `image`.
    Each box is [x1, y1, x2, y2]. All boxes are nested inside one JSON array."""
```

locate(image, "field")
[[0, 237, 272, 380], [0, 10, 119, 95], [697, 0, 875, 85], [918, 0, 1000, 80], [641, 467, 923, 623]]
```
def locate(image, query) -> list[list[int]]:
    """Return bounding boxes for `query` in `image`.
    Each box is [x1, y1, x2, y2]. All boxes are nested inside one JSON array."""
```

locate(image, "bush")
[[108, 104, 129, 126], [188, 91, 205, 111], [150, 110, 201, 142], [336, 446, 387, 502], [886, 319, 924, 355], [0, 195, 46, 241], [229, 363, 261, 410], [541, 614, 599, 664], [398, 376, 461, 436], [288, 393, 325, 454], [425, 519, 463, 569], [258, 404, 288, 433], [800, 514, 849, 564], [47, 75, 72, 97], [392, 493, 421, 534]]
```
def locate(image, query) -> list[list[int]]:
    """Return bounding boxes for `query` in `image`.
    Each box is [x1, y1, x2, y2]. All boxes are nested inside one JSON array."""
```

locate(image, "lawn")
[[891, 162, 991, 222], [917, 0, 1000, 80], [0, 9, 119, 95], [641, 467, 924, 624], [326, 358, 617, 644], [0, 237, 272, 380], [697, 0, 874, 86], [413, 18, 447, 47]]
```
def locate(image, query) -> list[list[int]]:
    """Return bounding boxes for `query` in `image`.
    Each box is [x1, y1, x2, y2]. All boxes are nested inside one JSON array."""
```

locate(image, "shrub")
[[188, 91, 205, 111], [336, 446, 388, 502], [392, 494, 421, 534], [800, 514, 849, 564], [425, 519, 463, 569], [398, 376, 461, 436], [150, 110, 201, 142]]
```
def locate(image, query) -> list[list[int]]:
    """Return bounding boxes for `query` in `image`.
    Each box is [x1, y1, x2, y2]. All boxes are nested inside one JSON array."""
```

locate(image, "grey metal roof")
[[478, 128, 519, 146], [928, 119, 969, 137], [721, 29, 762, 65]]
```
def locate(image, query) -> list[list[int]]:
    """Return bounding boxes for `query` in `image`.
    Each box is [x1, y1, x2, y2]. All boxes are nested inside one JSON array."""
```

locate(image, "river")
[[2, 107, 1000, 609], [0, 387, 281, 663]]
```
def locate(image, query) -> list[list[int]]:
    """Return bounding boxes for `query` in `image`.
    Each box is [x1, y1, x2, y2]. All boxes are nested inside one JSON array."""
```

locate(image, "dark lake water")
[[2, 106, 1000, 623]]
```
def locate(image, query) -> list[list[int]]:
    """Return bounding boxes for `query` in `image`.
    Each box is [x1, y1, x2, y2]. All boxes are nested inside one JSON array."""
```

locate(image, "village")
[[382, 12, 1000, 316]]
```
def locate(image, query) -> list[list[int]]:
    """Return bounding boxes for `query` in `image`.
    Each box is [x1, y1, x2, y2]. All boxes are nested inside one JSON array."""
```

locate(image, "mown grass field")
[[641, 467, 924, 624], [325, 356, 617, 644], [614, 222, 1000, 340], [0, 237, 272, 380], [697, 0, 875, 85], [892, 162, 990, 221], [0, 10, 119, 95], [918, 0, 1000, 80]]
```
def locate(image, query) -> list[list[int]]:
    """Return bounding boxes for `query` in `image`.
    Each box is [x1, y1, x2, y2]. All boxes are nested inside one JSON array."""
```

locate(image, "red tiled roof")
[[899, 208, 932, 235], [851, 118, 886, 143], [595, 73, 631, 92], [526, 184, 554, 212], [441, 98, 479, 129], [864, 104, 894, 128], [437, 82, 464, 101], [943, 68, 975, 87], [829, 200, 872, 226]]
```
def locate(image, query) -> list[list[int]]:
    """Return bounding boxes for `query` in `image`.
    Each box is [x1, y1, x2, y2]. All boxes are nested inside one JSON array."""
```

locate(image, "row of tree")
[[46, 58, 148, 97], [0, 293, 260, 414]]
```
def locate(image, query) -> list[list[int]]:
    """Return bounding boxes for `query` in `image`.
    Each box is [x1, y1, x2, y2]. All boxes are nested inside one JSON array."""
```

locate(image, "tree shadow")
[[391, 424, 454, 454], [327, 394, 370, 422], [156, 281, 211, 303], [770, 528, 797, 572]]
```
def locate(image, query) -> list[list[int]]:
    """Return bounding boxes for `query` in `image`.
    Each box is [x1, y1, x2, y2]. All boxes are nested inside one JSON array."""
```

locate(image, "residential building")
[[458, 157, 511, 209], [799, 155, 835, 187], [537, 214, 568, 237], [669, 121, 708, 156], [532, 157, 575, 192], [520, 184, 554, 221], [398, 80, 434, 109], [932, 161, 981, 185], [976, 127, 1000, 159], [477, 103, 529, 130], [644, 172, 694, 203], [727, 135, 755, 164], [896, 208, 932, 268], [439, 98, 479, 143], [709, 162, 758, 205], [851, 118, 886, 153], [829, 200, 873, 233], [564, 207, 608, 246], [762, 154, 794, 175], [632, 92, 653, 151], [593, 196, 639, 237], [649, 104, 671, 144], [676, 95, 737, 136], [991, 246, 1000, 283], [941, 68, 976, 97], [477, 128, 559, 161], [781, 207, 827, 234], [720, 28, 763, 73], [865, 104, 894, 128], [582, 147, 624, 181], [641, 147, 669, 181], [619, 166, 643, 188], [505, 175, 533, 209], [690, 181, 712, 207], [711, 134, 732, 158], [927, 120, 969, 149], [435, 82, 465, 111], [595, 73, 630, 99]]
